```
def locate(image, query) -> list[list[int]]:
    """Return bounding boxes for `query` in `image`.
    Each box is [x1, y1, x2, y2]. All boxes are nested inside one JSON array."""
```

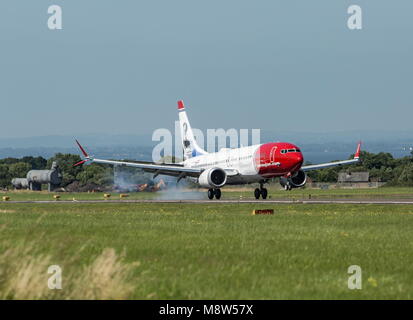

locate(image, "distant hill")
[[0, 146, 154, 162], [0, 134, 154, 149], [0, 130, 411, 164]]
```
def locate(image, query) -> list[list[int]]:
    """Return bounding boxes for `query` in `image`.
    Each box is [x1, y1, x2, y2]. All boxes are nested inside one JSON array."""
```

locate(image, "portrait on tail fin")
[[182, 122, 193, 159], [178, 100, 208, 160]]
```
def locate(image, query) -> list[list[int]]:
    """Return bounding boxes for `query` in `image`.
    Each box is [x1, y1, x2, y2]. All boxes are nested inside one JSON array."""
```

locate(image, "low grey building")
[[11, 178, 29, 189], [338, 171, 369, 183], [11, 161, 62, 191]]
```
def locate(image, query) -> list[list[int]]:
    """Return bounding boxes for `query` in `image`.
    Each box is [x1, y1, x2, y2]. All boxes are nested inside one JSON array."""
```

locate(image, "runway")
[[3, 199, 413, 204]]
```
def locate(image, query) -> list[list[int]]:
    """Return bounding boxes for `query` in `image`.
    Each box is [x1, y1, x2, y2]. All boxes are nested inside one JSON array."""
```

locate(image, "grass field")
[[0, 188, 413, 299], [1, 186, 413, 201]]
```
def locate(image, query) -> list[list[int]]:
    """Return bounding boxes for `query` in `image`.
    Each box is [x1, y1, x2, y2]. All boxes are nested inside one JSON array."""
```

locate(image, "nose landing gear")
[[208, 188, 221, 200]]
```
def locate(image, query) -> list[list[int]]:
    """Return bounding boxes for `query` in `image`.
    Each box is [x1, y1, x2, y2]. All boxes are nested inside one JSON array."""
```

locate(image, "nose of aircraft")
[[291, 152, 304, 169]]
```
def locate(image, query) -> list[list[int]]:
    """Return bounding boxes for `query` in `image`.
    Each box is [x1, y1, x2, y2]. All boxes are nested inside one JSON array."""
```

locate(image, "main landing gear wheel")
[[254, 187, 268, 199], [261, 188, 268, 199], [254, 188, 261, 199], [208, 188, 221, 200]]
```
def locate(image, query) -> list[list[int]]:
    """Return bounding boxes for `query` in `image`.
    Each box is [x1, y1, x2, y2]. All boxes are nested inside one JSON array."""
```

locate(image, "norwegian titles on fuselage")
[[185, 143, 303, 180]]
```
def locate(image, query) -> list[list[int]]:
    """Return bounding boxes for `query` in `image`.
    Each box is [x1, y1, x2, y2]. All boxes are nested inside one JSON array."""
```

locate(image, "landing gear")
[[208, 188, 221, 200], [261, 188, 268, 199], [284, 184, 292, 191], [254, 185, 268, 200], [254, 188, 261, 199]]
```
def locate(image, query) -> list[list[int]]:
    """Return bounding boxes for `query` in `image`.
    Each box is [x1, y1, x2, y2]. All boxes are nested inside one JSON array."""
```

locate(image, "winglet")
[[75, 139, 89, 157], [73, 139, 92, 166], [177, 100, 185, 110], [73, 159, 87, 167], [354, 141, 361, 159]]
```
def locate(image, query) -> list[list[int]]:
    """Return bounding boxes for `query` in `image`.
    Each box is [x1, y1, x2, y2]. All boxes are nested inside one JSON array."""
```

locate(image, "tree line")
[[0, 151, 412, 189], [0, 153, 153, 189], [306, 150, 413, 186]]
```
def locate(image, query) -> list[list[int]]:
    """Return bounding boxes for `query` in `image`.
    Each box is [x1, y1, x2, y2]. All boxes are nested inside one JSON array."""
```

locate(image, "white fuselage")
[[184, 144, 262, 184]]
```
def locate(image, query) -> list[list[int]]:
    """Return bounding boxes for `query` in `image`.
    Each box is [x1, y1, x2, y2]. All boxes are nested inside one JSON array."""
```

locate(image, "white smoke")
[[155, 178, 205, 200], [112, 166, 149, 192], [112, 166, 205, 199]]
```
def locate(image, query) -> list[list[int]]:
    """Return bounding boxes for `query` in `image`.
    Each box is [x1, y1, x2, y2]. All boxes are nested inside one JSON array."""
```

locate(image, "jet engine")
[[198, 167, 227, 188], [280, 170, 307, 190]]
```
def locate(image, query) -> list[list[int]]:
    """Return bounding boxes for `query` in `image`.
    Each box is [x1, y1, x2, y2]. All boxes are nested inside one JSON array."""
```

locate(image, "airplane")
[[74, 100, 361, 200]]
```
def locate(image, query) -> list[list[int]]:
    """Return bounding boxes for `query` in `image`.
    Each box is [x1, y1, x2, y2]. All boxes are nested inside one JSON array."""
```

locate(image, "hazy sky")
[[0, 1, 412, 138]]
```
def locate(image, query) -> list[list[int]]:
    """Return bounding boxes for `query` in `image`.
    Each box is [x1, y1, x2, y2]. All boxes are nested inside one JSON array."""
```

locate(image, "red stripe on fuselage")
[[254, 142, 303, 178]]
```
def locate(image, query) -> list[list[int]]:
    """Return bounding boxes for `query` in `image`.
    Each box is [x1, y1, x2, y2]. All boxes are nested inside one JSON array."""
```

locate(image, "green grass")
[[1, 186, 412, 201], [1, 200, 413, 299]]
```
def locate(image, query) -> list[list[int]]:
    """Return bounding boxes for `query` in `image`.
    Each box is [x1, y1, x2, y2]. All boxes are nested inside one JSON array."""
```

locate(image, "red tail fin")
[[177, 100, 185, 110]]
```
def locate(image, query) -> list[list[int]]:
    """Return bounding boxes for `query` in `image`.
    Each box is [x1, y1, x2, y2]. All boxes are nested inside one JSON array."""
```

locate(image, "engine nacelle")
[[280, 170, 307, 189], [198, 167, 227, 188]]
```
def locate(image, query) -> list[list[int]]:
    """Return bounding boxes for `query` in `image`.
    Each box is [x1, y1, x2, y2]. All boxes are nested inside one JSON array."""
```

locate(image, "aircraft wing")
[[301, 142, 361, 172], [92, 158, 202, 177], [74, 140, 202, 178]]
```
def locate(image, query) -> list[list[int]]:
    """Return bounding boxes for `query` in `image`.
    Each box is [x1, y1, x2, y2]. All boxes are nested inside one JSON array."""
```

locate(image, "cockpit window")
[[281, 148, 301, 154]]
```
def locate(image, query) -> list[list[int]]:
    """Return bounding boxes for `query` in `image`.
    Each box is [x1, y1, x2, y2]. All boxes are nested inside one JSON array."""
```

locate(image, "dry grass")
[[0, 244, 52, 299], [0, 210, 16, 213], [0, 242, 139, 300], [67, 248, 140, 299]]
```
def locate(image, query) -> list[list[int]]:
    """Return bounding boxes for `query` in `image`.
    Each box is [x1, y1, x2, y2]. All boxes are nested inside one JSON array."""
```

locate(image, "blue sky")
[[0, 1, 412, 138]]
